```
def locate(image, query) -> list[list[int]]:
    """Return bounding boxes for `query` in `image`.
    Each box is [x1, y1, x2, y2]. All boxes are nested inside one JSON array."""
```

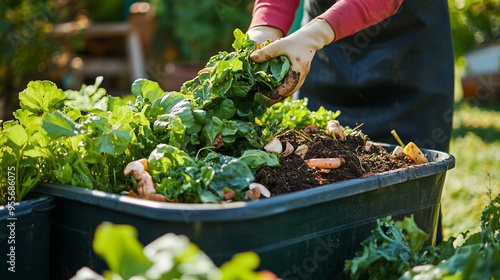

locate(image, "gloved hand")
[[246, 25, 284, 45], [250, 19, 335, 103]]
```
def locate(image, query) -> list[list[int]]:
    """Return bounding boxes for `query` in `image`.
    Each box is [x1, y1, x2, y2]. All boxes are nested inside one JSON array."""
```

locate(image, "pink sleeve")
[[249, 0, 301, 34], [318, 0, 404, 41]]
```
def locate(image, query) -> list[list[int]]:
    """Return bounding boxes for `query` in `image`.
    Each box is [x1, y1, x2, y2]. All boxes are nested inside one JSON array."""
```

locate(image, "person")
[[247, 0, 455, 243]]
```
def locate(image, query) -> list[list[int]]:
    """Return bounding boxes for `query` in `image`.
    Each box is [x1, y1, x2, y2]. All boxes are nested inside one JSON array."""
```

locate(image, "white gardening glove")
[[250, 19, 335, 103], [246, 25, 284, 45]]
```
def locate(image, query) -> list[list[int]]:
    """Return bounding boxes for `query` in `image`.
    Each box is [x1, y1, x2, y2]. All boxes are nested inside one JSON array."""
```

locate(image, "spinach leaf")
[[19, 80, 66, 114]]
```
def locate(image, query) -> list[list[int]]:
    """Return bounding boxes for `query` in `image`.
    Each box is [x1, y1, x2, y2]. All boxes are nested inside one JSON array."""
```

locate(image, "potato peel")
[[403, 142, 428, 164]]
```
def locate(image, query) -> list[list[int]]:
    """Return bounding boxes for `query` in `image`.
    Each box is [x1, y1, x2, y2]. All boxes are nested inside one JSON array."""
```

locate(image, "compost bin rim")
[[35, 145, 454, 222], [0, 194, 55, 220]]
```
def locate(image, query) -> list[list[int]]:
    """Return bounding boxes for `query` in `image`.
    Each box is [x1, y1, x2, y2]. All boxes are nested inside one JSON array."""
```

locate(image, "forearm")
[[249, 0, 301, 35], [318, 0, 404, 41]]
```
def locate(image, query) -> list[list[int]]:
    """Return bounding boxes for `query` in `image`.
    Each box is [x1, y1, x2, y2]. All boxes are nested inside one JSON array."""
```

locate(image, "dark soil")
[[254, 130, 412, 195]]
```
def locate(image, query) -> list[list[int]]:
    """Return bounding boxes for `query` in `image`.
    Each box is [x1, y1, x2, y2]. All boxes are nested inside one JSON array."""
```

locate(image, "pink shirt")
[[249, 0, 404, 42]]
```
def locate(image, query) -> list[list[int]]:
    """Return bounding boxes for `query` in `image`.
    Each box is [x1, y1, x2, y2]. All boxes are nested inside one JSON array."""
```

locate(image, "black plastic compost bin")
[[0, 195, 55, 280], [36, 145, 454, 280]]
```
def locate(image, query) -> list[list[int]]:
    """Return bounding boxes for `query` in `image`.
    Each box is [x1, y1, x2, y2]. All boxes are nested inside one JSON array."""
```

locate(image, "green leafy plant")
[[63, 76, 109, 112], [1, 28, 342, 203], [344, 215, 436, 280], [71, 222, 276, 280], [0, 81, 66, 201], [400, 190, 500, 279], [345, 187, 500, 280], [260, 97, 341, 129]]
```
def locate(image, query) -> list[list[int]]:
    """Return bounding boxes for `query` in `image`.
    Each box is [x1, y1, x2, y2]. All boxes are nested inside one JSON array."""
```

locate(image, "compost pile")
[[0, 29, 417, 204], [254, 131, 411, 195]]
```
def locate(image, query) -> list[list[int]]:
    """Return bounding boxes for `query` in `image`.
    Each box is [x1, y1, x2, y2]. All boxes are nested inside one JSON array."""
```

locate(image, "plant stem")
[[391, 130, 405, 148], [294, 130, 312, 142], [15, 143, 27, 201], [196, 146, 216, 161]]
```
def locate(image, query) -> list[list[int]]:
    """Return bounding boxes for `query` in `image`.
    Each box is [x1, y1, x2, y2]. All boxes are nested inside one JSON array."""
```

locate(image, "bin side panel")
[[47, 171, 445, 280], [0, 196, 54, 280]]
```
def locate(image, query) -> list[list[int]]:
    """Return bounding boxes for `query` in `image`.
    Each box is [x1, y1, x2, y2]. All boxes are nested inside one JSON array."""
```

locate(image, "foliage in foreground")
[[345, 189, 500, 279], [71, 222, 276, 280]]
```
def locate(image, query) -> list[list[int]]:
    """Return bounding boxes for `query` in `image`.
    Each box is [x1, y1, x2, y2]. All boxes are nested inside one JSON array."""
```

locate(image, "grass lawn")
[[441, 101, 500, 239]]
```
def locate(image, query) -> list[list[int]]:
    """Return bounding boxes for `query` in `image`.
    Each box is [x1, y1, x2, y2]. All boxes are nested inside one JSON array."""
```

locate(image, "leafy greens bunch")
[[1, 28, 317, 203], [260, 97, 341, 129], [0, 80, 142, 202], [344, 190, 500, 280]]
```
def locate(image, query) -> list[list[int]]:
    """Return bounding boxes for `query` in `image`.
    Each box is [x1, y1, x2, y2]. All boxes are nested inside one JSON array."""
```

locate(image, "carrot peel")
[[305, 158, 344, 169], [197, 66, 214, 75]]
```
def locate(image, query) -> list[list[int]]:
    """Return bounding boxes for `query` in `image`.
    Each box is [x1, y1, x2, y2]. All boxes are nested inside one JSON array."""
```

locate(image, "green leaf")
[[232, 28, 256, 51], [131, 79, 165, 103], [55, 162, 73, 184], [269, 55, 290, 82], [209, 156, 253, 195], [64, 76, 108, 112], [221, 120, 239, 137], [42, 111, 83, 139], [199, 189, 220, 203], [5, 124, 28, 149], [200, 116, 223, 146], [19, 80, 66, 113], [227, 80, 253, 98], [166, 116, 188, 149], [239, 149, 280, 170], [157, 100, 200, 134], [63, 107, 82, 121], [71, 165, 94, 189], [109, 105, 134, 126], [14, 108, 42, 135], [148, 91, 186, 121], [211, 99, 237, 120], [344, 216, 413, 280], [23, 146, 51, 158], [95, 123, 133, 155], [93, 222, 152, 279], [211, 61, 233, 98], [395, 216, 429, 256], [107, 95, 126, 112], [148, 144, 205, 202], [220, 252, 261, 280], [148, 144, 195, 172]]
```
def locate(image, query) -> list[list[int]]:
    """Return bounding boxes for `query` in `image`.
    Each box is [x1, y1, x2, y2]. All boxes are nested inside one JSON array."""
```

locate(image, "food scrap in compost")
[[254, 130, 412, 195]]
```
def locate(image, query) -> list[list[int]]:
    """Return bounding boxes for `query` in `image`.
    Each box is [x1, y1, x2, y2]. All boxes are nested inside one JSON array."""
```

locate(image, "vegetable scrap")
[[325, 120, 346, 141], [391, 130, 429, 164], [305, 158, 345, 169]]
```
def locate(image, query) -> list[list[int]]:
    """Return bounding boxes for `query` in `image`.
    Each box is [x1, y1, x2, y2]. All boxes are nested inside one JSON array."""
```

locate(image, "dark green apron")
[[299, 0, 453, 260], [300, 0, 454, 152]]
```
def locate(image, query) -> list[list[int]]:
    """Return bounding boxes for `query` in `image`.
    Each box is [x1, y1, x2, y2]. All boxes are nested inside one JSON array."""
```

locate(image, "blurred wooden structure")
[[51, 2, 156, 90]]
